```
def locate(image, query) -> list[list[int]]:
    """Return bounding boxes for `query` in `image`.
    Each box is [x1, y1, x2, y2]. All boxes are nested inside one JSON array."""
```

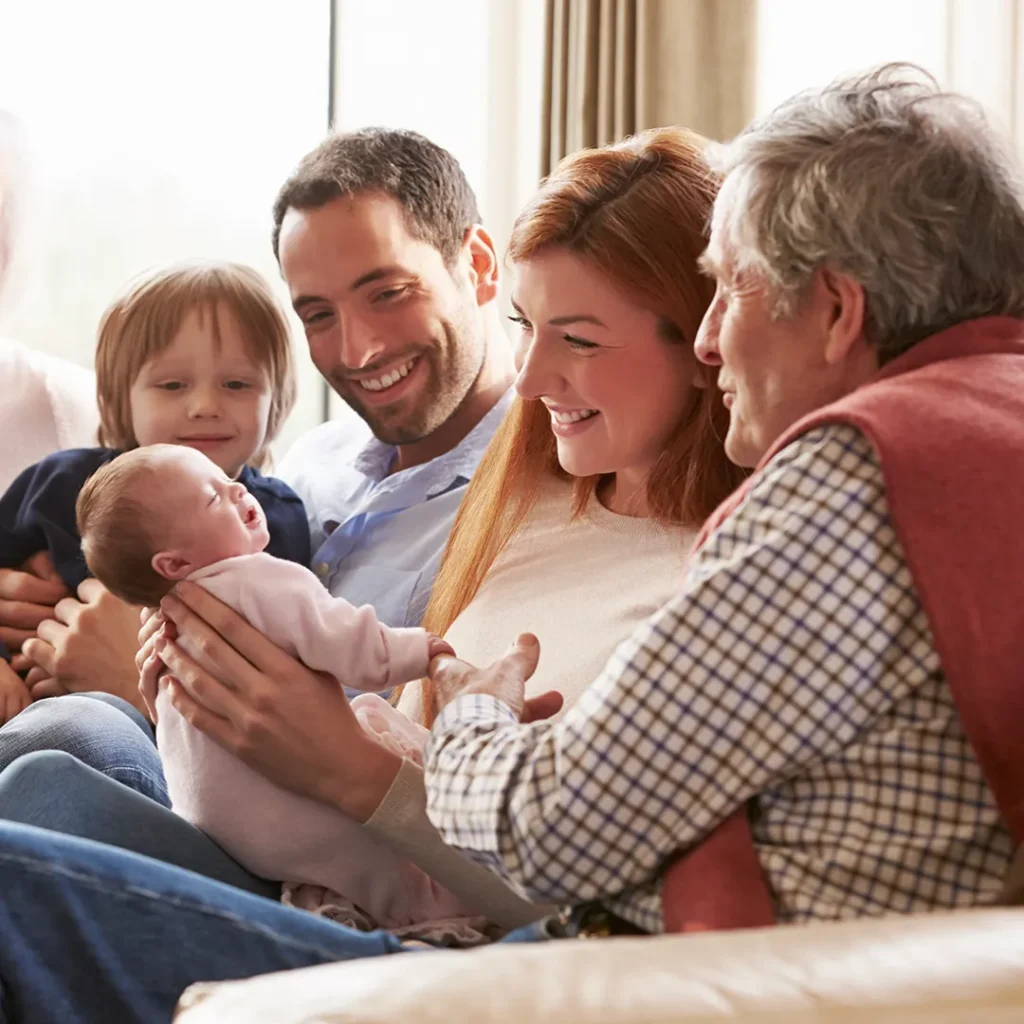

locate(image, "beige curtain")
[[540, 0, 757, 175]]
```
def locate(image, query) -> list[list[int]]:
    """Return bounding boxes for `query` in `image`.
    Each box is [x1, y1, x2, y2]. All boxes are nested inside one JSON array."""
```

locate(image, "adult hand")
[[21, 578, 145, 712], [428, 632, 563, 722], [0, 657, 31, 724], [152, 580, 401, 822], [0, 551, 69, 653], [26, 668, 70, 701]]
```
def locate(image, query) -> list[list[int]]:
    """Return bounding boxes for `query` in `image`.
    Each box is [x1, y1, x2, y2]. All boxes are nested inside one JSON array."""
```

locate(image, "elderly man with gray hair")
[[424, 62, 1024, 935]]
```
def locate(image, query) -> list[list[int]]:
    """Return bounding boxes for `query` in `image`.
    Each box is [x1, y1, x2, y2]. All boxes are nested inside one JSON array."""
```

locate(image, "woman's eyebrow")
[[510, 297, 607, 328], [548, 313, 607, 328]]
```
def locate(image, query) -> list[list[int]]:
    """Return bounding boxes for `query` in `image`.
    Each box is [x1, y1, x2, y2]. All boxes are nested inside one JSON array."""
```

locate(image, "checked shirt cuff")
[[430, 693, 519, 744]]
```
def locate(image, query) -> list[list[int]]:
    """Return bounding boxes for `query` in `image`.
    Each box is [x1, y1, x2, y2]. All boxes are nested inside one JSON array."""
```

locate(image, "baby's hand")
[[0, 659, 31, 725], [426, 634, 455, 661]]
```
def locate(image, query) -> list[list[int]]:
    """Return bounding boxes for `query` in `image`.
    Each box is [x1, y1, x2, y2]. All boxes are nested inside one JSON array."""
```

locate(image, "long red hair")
[[412, 128, 745, 722]]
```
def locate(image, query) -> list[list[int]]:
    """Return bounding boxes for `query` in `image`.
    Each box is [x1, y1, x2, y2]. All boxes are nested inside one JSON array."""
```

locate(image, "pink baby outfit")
[[155, 552, 467, 928]]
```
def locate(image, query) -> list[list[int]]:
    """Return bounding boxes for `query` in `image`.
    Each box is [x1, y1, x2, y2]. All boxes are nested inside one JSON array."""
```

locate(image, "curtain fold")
[[541, 0, 757, 176]]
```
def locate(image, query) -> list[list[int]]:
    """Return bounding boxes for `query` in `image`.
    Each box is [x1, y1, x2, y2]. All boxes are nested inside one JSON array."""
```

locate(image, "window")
[[756, 0, 1024, 147], [0, 0, 331, 454], [1, 0, 546, 440]]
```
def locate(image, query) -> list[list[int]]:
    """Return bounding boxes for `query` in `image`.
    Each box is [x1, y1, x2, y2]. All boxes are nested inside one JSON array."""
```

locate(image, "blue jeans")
[[0, 692, 168, 804], [0, 703, 543, 1022], [0, 690, 275, 894], [0, 749, 279, 897], [0, 821, 406, 1024]]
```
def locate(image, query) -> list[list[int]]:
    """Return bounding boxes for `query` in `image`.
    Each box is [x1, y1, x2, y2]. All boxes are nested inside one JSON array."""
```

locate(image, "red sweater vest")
[[660, 316, 1024, 933]]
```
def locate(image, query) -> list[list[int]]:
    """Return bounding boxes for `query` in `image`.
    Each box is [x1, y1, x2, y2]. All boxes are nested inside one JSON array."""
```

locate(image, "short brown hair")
[[76, 450, 175, 608], [271, 127, 480, 266], [95, 261, 296, 471]]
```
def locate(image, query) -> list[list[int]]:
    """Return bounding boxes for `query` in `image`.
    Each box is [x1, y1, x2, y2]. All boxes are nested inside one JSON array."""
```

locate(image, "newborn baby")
[[76, 444, 466, 929]]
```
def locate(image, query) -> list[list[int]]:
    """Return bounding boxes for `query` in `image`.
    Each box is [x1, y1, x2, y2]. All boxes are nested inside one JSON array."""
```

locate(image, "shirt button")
[[315, 562, 330, 578]]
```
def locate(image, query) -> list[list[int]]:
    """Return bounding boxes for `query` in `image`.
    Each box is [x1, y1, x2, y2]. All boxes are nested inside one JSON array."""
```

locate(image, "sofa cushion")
[[176, 907, 1024, 1023]]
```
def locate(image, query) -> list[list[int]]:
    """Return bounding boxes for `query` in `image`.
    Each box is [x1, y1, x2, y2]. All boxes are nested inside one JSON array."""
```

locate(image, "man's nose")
[[337, 311, 389, 371], [694, 310, 722, 366]]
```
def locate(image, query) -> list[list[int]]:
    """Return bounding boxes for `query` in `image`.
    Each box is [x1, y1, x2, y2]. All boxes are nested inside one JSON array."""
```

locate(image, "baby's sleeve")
[[244, 556, 430, 691]]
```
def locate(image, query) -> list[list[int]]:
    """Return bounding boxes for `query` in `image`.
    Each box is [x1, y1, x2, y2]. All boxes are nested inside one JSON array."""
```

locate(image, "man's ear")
[[152, 551, 194, 582], [819, 268, 867, 366], [462, 225, 500, 306]]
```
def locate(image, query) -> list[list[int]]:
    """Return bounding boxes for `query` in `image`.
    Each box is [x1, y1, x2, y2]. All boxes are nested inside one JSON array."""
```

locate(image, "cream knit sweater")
[[365, 474, 695, 927]]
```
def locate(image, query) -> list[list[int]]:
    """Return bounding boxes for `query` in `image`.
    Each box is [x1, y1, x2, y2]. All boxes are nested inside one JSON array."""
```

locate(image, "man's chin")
[[362, 414, 436, 447], [724, 426, 761, 469], [343, 391, 440, 446]]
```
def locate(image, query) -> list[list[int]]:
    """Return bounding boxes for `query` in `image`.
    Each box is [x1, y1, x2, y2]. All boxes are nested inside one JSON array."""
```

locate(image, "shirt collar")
[[350, 387, 514, 494]]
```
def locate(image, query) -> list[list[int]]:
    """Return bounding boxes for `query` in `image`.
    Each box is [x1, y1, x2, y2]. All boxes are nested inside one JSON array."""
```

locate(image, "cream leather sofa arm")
[[176, 907, 1024, 1024]]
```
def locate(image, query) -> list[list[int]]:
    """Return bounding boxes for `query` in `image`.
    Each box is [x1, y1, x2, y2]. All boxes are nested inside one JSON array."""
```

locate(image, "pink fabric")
[[350, 693, 430, 762], [156, 553, 464, 929], [662, 317, 1024, 933], [190, 553, 430, 691]]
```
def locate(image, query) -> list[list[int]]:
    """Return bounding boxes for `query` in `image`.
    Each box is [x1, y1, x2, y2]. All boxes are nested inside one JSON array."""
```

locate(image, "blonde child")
[[0, 261, 309, 720], [75, 443, 467, 930]]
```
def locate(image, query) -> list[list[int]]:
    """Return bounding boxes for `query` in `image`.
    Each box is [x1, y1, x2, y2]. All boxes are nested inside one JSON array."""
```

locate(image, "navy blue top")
[[0, 447, 311, 597]]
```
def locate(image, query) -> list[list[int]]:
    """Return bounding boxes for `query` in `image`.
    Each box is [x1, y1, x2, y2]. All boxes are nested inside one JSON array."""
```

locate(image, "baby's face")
[[151, 446, 269, 578]]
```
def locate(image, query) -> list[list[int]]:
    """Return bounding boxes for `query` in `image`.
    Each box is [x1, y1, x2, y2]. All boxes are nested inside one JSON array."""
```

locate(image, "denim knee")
[[74, 692, 153, 738], [0, 694, 166, 804], [0, 749, 84, 801]]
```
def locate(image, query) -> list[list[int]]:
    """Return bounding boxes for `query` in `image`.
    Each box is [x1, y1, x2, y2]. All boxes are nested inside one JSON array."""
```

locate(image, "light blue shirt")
[[278, 389, 513, 630]]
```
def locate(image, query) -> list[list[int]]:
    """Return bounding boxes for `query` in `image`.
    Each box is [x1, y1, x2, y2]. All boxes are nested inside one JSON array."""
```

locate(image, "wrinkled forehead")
[[703, 173, 748, 278], [709, 174, 742, 246]]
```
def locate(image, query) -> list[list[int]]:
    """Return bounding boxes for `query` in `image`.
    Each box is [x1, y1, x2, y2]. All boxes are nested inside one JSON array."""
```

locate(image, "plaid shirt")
[[424, 424, 1013, 933]]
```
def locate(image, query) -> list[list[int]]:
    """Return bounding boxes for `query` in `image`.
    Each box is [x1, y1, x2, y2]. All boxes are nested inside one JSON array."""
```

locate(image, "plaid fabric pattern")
[[424, 424, 1013, 932]]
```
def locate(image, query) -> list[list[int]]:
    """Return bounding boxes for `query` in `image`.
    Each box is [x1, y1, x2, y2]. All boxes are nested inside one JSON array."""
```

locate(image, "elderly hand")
[[148, 580, 402, 822], [428, 632, 564, 723], [0, 552, 69, 656], [21, 578, 145, 711]]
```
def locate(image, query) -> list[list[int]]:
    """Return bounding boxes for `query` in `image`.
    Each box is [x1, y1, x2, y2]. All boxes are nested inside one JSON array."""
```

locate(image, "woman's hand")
[[151, 580, 402, 822], [428, 632, 563, 722]]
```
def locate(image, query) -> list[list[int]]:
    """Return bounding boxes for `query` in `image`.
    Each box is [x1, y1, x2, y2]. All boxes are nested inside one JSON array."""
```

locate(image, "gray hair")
[[706, 63, 1024, 361]]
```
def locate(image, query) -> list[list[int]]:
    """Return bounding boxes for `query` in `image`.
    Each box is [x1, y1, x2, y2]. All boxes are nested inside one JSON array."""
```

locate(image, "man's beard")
[[338, 316, 484, 446]]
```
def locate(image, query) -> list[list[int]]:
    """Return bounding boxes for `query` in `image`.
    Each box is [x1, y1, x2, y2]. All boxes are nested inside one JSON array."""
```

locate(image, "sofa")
[[175, 906, 1024, 1022]]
